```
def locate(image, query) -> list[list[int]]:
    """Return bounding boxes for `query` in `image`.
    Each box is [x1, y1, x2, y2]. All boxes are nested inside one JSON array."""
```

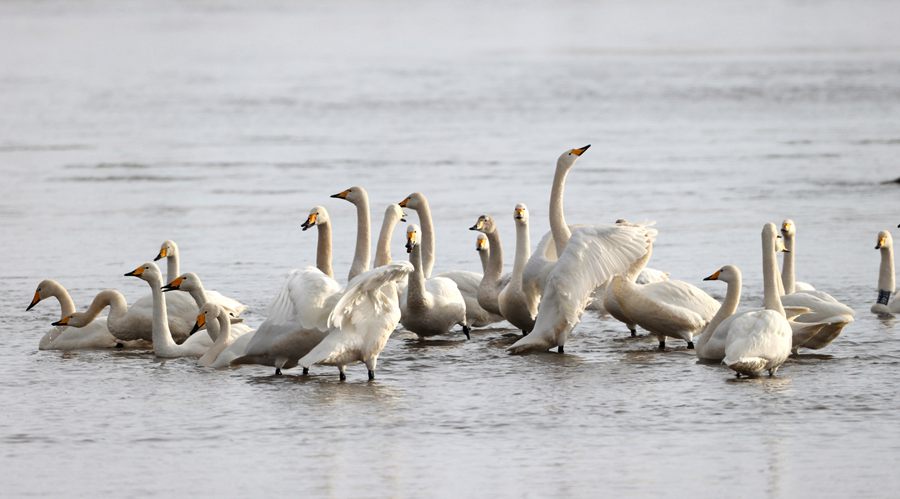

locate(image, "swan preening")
[[27, 144, 876, 381]]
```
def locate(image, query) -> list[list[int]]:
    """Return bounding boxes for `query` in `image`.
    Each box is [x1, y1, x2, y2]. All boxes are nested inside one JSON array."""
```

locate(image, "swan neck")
[[763, 234, 785, 315], [879, 245, 896, 293], [781, 235, 796, 294], [87, 289, 128, 324], [316, 221, 334, 278], [701, 274, 742, 343], [478, 249, 490, 274], [375, 210, 400, 267], [349, 193, 371, 280], [166, 254, 179, 284], [407, 245, 428, 303], [189, 283, 208, 307], [549, 163, 572, 255], [511, 221, 531, 283], [149, 275, 178, 351], [215, 310, 231, 346], [416, 198, 436, 278], [484, 229, 503, 282], [47, 282, 77, 317]]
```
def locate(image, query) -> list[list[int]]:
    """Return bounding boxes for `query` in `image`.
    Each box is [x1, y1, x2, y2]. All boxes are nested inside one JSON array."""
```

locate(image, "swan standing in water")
[[400, 224, 470, 339], [299, 262, 413, 381], [723, 223, 793, 377], [398, 192, 501, 327], [191, 303, 255, 368], [26, 279, 121, 350], [780, 220, 815, 292], [872, 230, 900, 315], [498, 204, 541, 335], [469, 214, 510, 316], [330, 186, 371, 281]]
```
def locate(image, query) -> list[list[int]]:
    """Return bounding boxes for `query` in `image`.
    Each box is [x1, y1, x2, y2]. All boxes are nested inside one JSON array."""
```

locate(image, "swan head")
[[469, 215, 496, 234], [26, 279, 59, 311], [330, 186, 367, 204], [398, 192, 424, 210], [475, 233, 489, 253], [514, 203, 528, 223], [191, 303, 221, 335], [124, 262, 163, 283], [876, 230, 892, 250], [556, 144, 591, 169], [51, 312, 91, 328], [162, 272, 200, 292], [154, 240, 178, 261], [301, 206, 330, 231], [780, 219, 795, 238], [703, 265, 740, 283], [405, 224, 421, 253]]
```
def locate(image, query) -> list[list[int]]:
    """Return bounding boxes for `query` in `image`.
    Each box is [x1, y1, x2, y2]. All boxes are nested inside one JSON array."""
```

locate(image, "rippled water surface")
[[2, 1, 900, 497]]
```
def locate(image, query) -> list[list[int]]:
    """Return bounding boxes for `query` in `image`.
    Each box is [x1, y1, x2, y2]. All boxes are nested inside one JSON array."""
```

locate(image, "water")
[[2, 0, 900, 496]]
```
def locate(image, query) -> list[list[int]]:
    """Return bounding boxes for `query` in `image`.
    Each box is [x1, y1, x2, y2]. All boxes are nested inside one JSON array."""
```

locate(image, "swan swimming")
[[872, 229, 900, 315], [27, 279, 122, 350]]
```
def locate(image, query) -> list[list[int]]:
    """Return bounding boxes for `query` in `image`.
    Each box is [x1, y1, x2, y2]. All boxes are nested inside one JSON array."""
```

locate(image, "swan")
[[497, 204, 540, 335], [508, 223, 657, 354], [374, 204, 407, 267], [192, 303, 256, 368], [723, 223, 793, 378], [26, 279, 121, 350], [872, 230, 900, 315], [398, 192, 501, 327], [469, 214, 511, 316], [122, 262, 213, 358], [330, 186, 371, 280], [298, 262, 413, 381], [475, 233, 490, 273], [231, 206, 341, 374], [161, 272, 246, 320], [780, 219, 815, 292], [400, 224, 470, 339], [153, 239, 247, 315]]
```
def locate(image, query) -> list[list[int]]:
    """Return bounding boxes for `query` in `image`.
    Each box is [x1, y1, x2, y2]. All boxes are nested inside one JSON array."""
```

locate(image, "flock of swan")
[[26, 145, 900, 380]]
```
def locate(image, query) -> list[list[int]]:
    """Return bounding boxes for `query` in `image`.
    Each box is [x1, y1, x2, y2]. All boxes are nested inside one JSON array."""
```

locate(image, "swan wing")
[[640, 280, 719, 321], [266, 267, 341, 331], [782, 291, 855, 321], [509, 224, 656, 354]]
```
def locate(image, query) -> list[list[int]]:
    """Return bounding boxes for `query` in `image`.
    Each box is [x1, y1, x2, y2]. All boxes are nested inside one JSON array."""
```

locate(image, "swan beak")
[[26, 291, 41, 311], [468, 223, 479, 231], [52, 315, 70, 327], [703, 270, 721, 281], [161, 276, 183, 292], [301, 213, 317, 231], [400, 212, 408, 223], [514, 208, 525, 220], [405, 241, 413, 253], [330, 189, 350, 200], [154, 247, 168, 261], [571, 144, 591, 156], [476, 239, 487, 252], [124, 266, 145, 277], [398, 197, 410, 208], [190, 314, 205, 335], [876, 236, 886, 249]]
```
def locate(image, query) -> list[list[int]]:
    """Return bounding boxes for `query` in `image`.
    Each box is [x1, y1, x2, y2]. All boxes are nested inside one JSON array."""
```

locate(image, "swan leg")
[[302, 367, 309, 376], [115, 343, 124, 349], [275, 357, 287, 376], [368, 370, 375, 381], [462, 325, 471, 340], [339, 366, 347, 381], [275, 367, 282, 376], [557, 345, 564, 354], [687, 341, 695, 350], [658, 339, 666, 350], [628, 324, 636, 337], [521, 329, 529, 337], [735, 372, 741, 379]]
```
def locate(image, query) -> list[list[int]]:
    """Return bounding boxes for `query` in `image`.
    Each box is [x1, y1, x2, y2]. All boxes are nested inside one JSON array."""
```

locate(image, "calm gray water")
[[2, 1, 899, 497]]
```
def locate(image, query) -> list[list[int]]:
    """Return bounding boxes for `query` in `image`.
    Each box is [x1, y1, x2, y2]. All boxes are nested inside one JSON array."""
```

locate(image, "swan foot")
[[628, 326, 636, 337], [658, 340, 666, 350], [735, 372, 741, 379], [339, 371, 347, 381], [768, 368, 778, 377], [557, 345, 564, 354], [521, 329, 529, 337], [368, 370, 375, 381], [275, 367, 282, 376], [462, 325, 471, 340], [687, 341, 695, 350], [302, 367, 309, 376]]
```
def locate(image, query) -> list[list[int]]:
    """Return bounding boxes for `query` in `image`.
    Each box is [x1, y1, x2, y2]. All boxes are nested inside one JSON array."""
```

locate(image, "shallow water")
[[2, 1, 900, 497]]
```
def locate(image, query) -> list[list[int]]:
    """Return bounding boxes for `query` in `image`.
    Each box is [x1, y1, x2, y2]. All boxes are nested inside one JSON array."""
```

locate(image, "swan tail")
[[725, 357, 768, 376]]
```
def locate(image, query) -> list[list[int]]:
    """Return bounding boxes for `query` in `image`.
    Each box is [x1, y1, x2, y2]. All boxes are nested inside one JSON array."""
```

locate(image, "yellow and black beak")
[[405, 231, 417, 253], [154, 247, 168, 261], [161, 276, 183, 292], [514, 208, 525, 220], [190, 313, 205, 335], [703, 270, 721, 281], [51, 315, 71, 327], [476, 238, 488, 252], [124, 266, 145, 277], [781, 223, 792, 234], [570, 144, 591, 156], [469, 216, 486, 231], [876, 236, 886, 250], [398, 197, 411, 208], [26, 290, 41, 311], [330, 189, 351, 200], [301, 212, 318, 231]]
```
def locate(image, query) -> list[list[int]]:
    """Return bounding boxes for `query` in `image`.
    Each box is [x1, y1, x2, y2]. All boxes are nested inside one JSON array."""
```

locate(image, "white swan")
[[330, 186, 371, 280], [299, 262, 413, 381], [475, 233, 490, 273], [161, 272, 246, 320], [398, 192, 501, 327], [872, 229, 900, 315], [469, 214, 511, 316], [154, 239, 247, 315], [231, 206, 341, 374], [498, 204, 541, 335], [374, 203, 407, 267], [27, 279, 121, 350], [723, 223, 793, 377], [508, 223, 657, 354], [400, 224, 470, 339], [780, 219, 815, 292], [123, 262, 214, 358], [192, 303, 255, 368]]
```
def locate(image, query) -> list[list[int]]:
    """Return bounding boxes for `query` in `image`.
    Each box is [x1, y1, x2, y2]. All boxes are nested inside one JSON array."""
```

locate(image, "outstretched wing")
[[265, 267, 341, 332]]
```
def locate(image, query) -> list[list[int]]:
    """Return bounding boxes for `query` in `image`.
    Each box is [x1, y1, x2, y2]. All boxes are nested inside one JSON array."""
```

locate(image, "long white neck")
[[477, 249, 490, 274], [763, 232, 786, 315], [348, 191, 371, 280], [147, 274, 179, 354], [199, 311, 232, 366], [549, 162, 572, 256], [375, 208, 401, 267], [84, 289, 130, 326], [483, 228, 503, 283], [781, 234, 797, 294], [407, 245, 431, 307], [165, 251, 179, 284], [879, 244, 896, 293], [415, 198, 436, 278], [700, 273, 742, 344], [510, 220, 531, 286], [316, 221, 334, 278], [46, 282, 76, 318], [187, 281, 209, 308]]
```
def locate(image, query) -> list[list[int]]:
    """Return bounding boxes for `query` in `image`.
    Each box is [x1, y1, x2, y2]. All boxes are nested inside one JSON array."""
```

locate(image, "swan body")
[[124, 262, 214, 358], [400, 225, 469, 338], [27, 279, 121, 350], [872, 230, 900, 315], [193, 303, 255, 368], [299, 262, 413, 380], [723, 224, 792, 377]]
